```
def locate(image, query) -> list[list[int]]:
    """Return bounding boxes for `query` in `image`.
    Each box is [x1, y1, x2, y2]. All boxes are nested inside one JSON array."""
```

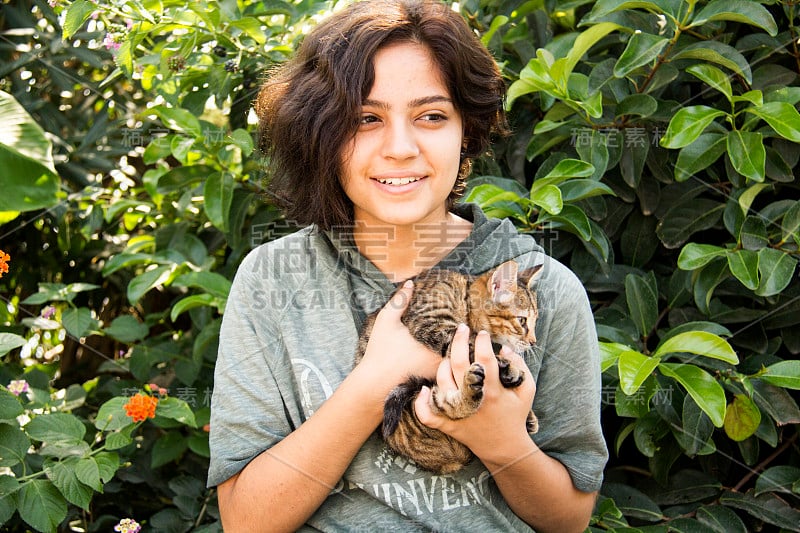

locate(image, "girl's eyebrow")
[[361, 95, 453, 110]]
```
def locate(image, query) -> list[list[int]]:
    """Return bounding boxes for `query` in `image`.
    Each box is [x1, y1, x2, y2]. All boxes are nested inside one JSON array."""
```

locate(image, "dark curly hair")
[[255, 0, 508, 230]]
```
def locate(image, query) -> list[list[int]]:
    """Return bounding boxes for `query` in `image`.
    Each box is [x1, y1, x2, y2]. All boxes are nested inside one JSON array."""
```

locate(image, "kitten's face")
[[484, 289, 538, 353], [472, 261, 543, 353]]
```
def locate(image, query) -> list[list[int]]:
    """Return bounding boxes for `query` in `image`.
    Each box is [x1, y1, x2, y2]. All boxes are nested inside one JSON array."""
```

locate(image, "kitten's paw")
[[497, 357, 525, 388], [463, 362, 485, 408]]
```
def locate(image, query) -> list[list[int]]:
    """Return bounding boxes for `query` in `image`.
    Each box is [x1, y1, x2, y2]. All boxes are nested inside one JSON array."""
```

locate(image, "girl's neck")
[[353, 212, 473, 282]]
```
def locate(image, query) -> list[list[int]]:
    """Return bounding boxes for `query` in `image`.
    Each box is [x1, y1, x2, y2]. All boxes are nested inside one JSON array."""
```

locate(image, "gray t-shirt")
[[208, 203, 608, 531]]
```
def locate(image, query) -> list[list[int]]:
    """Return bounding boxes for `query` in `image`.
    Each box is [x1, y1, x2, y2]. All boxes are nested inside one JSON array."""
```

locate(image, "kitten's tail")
[[382, 376, 436, 439]]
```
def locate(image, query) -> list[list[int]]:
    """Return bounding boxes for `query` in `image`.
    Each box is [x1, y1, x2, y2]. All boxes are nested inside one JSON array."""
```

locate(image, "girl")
[[208, 1, 607, 530]]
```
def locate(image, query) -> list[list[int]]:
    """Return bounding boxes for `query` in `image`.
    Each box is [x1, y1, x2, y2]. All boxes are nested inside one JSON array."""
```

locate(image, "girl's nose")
[[381, 121, 420, 160]]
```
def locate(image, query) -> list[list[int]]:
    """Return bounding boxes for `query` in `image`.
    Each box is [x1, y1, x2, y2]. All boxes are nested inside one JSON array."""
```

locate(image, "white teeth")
[[377, 177, 421, 185]]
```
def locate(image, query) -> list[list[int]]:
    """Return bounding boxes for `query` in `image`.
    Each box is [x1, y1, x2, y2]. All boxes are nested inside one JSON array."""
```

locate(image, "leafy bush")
[[0, 0, 799, 531]]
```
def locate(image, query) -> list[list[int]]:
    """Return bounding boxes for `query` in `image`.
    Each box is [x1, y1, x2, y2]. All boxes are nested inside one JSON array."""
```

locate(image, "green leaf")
[[659, 363, 726, 427], [229, 129, 254, 156], [17, 479, 68, 533], [61, 307, 99, 339], [558, 179, 614, 202], [724, 394, 761, 441], [676, 395, 715, 457], [727, 131, 765, 181], [44, 459, 94, 510], [687, 64, 732, 102], [204, 172, 235, 232], [658, 200, 724, 249], [760, 360, 800, 390], [781, 201, 800, 244], [0, 91, 59, 213], [25, 413, 86, 443], [95, 397, 135, 432], [151, 431, 189, 468], [94, 451, 119, 483], [105, 431, 133, 450], [696, 504, 748, 533], [602, 482, 664, 521], [613, 31, 669, 78], [653, 331, 738, 364], [739, 215, 768, 251], [690, 0, 778, 36], [149, 105, 202, 137], [539, 158, 595, 180], [156, 397, 197, 427], [172, 271, 232, 300], [671, 42, 753, 84], [563, 23, 622, 83], [677, 243, 727, 270], [0, 423, 30, 467], [0, 390, 23, 421], [599, 342, 630, 371], [720, 490, 800, 530], [619, 350, 660, 395], [661, 106, 727, 149], [0, 333, 26, 357], [75, 457, 102, 492], [530, 184, 563, 214], [625, 272, 658, 338], [103, 315, 149, 343], [62, 0, 95, 39], [745, 102, 800, 143], [616, 94, 658, 118], [541, 205, 592, 240], [738, 183, 771, 216], [127, 265, 173, 305], [727, 249, 759, 290], [170, 294, 219, 322], [756, 248, 796, 297], [754, 466, 800, 497], [575, 129, 609, 181]]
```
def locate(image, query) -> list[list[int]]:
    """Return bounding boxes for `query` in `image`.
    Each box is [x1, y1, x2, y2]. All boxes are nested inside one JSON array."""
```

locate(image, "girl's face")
[[340, 41, 464, 231]]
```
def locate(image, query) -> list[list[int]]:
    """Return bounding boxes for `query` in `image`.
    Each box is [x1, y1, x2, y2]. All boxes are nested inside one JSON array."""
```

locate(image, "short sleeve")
[[529, 259, 608, 492], [206, 248, 294, 488]]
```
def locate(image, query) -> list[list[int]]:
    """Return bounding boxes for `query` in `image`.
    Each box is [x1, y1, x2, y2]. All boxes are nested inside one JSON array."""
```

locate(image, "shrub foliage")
[[0, 0, 798, 531]]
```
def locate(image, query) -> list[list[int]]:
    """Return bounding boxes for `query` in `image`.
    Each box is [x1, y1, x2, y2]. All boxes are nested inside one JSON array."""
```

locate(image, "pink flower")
[[114, 518, 141, 533], [7, 380, 29, 396], [103, 33, 121, 51], [42, 306, 56, 319]]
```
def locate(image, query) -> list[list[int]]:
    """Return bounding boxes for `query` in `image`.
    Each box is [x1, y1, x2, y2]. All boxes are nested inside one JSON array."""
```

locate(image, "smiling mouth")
[[375, 177, 423, 185]]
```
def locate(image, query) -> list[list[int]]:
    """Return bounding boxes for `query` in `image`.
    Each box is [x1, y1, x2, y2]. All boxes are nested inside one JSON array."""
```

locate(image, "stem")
[[732, 431, 799, 492]]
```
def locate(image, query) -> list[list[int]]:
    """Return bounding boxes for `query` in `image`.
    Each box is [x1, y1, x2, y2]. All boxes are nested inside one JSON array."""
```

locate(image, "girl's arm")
[[218, 282, 441, 532], [415, 327, 597, 533]]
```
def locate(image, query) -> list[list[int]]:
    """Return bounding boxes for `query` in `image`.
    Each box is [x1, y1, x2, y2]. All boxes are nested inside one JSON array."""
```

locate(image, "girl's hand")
[[357, 281, 441, 392], [413, 325, 536, 460]]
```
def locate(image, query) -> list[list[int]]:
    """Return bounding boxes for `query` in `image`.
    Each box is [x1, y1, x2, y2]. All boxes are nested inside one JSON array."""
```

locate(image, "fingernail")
[[403, 279, 413, 289], [457, 323, 469, 333], [500, 345, 512, 355], [478, 330, 489, 337]]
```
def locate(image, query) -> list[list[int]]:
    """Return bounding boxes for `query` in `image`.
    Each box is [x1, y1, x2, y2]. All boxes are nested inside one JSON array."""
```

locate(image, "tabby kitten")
[[355, 259, 542, 474]]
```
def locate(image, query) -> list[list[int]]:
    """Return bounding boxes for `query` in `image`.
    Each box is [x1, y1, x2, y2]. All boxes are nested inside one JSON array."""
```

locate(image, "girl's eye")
[[360, 115, 379, 125], [420, 113, 446, 122]]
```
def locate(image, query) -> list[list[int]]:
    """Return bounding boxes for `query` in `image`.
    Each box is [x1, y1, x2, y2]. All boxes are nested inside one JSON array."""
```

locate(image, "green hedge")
[[0, 0, 798, 531]]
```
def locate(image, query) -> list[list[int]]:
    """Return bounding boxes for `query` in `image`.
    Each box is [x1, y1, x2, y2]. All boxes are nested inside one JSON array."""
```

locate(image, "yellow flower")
[[123, 393, 158, 423]]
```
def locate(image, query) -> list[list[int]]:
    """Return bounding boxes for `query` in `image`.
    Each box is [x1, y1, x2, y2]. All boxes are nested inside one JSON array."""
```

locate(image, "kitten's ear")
[[488, 261, 519, 305], [519, 264, 543, 290]]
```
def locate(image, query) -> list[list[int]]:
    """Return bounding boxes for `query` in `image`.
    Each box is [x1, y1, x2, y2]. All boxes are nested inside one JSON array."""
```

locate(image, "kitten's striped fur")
[[355, 260, 542, 474]]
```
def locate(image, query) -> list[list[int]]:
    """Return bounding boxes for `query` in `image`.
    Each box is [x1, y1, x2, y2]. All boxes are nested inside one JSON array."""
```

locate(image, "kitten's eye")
[[517, 316, 527, 327]]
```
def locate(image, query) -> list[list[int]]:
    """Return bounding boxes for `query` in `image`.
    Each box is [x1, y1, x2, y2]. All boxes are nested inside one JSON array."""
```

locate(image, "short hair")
[[255, 0, 508, 230]]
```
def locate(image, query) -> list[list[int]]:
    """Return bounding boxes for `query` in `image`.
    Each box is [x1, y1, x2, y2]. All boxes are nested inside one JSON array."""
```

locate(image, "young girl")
[[208, 1, 607, 530]]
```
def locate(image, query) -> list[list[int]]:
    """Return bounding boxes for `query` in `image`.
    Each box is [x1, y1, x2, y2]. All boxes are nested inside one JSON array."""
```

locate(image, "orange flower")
[[0, 250, 9, 278], [123, 393, 158, 423]]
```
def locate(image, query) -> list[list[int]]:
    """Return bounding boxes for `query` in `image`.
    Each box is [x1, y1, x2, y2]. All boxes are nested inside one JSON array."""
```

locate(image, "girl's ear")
[[487, 260, 518, 305]]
